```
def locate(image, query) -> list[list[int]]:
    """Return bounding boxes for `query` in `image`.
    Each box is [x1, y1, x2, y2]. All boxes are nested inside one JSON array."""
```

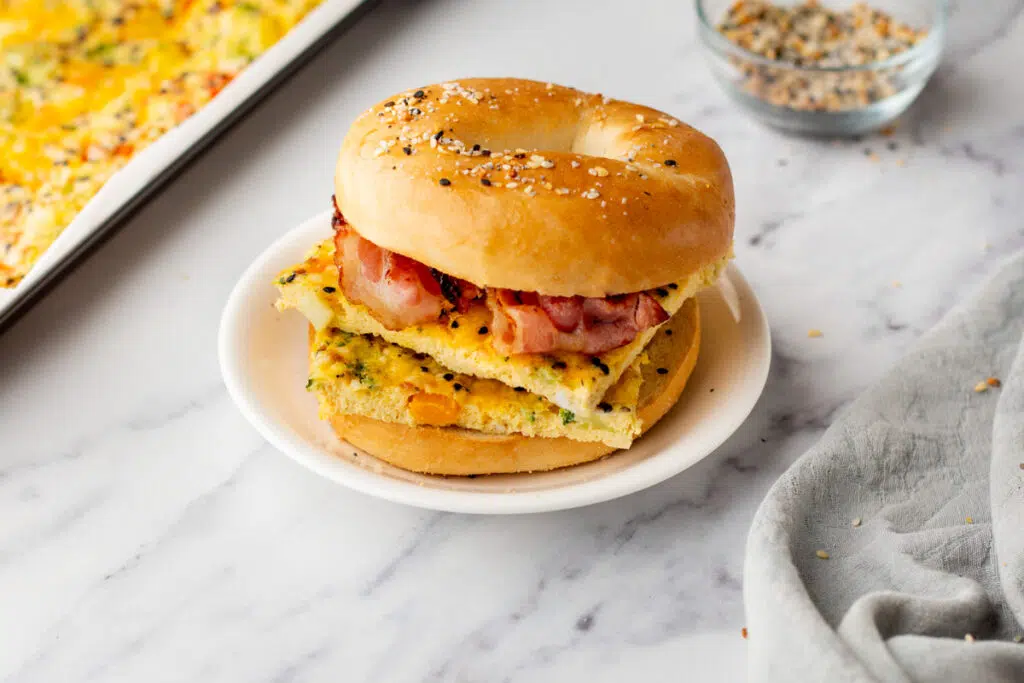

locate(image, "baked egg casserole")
[[1, 0, 326, 287]]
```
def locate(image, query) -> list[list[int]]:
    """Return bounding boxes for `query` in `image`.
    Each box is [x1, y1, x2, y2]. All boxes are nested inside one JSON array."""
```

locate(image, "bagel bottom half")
[[326, 299, 701, 476]]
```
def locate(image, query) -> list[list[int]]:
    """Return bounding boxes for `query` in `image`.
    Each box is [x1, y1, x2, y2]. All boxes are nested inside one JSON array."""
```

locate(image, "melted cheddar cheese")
[[1, 0, 325, 286]]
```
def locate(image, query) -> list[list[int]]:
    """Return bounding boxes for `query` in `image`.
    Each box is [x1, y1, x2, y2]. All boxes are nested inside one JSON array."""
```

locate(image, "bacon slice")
[[488, 289, 669, 355], [333, 224, 448, 330], [329, 197, 668, 350]]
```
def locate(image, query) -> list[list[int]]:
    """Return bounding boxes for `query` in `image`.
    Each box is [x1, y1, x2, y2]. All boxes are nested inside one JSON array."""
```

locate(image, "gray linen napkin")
[[745, 252, 1024, 682]]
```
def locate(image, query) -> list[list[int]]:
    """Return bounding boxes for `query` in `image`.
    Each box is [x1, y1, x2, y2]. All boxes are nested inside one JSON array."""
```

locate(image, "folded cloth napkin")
[[745, 252, 1024, 682]]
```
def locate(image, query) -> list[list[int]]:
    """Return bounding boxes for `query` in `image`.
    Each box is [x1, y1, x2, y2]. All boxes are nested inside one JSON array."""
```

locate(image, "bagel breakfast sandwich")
[[275, 78, 735, 475]]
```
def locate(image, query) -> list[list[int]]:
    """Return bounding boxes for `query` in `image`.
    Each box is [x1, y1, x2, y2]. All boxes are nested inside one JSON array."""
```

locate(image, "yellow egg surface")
[[0, 0, 326, 287], [308, 324, 645, 449]]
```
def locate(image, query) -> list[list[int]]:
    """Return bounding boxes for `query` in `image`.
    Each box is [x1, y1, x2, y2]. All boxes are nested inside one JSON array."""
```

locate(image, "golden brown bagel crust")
[[335, 78, 734, 297], [329, 299, 700, 475]]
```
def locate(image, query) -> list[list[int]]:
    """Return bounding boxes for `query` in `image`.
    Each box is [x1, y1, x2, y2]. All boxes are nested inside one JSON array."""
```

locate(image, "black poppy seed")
[[420, 366, 429, 372], [863, 148, 872, 156], [664, 159, 677, 167], [665, 329, 673, 335], [482, 149, 492, 157], [598, 402, 612, 413], [284, 273, 296, 283], [414, 89, 425, 98], [402, 146, 412, 155], [552, 361, 568, 370], [410, 107, 421, 116], [643, 190, 652, 196], [466, 474, 477, 478], [450, 320, 459, 328], [472, 143, 481, 151], [777, 158, 788, 167], [443, 373, 454, 381], [434, 130, 444, 141], [886, 141, 898, 151], [655, 287, 669, 297], [453, 383, 464, 391], [478, 326, 489, 335], [384, 101, 395, 107], [514, 386, 526, 392], [514, 152, 526, 159], [590, 357, 610, 375], [668, 283, 678, 290], [439, 178, 451, 186], [657, 367, 668, 375], [710, 388, 715, 392], [481, 178, 492, 187], [322, 286, 336, 293]]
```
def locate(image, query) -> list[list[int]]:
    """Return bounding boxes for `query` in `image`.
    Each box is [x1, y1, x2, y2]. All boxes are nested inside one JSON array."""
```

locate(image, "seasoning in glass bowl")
[[717, 1, 929, 111]]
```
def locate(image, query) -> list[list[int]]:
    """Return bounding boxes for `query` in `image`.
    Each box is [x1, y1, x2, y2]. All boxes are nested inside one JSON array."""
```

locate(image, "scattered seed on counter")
[[717, 1, 928, 112], [808, 328, 824, 338]]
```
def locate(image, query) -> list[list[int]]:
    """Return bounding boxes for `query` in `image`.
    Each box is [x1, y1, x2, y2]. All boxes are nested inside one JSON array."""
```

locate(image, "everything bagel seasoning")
[[716, 1, 928, 111]]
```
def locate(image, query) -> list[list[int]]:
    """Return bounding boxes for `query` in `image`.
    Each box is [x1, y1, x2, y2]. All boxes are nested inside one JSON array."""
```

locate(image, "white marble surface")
[[2, 1, 1022, 681]]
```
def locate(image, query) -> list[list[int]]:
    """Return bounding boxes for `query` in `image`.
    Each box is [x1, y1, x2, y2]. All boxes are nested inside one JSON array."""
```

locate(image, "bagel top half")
[[335, 77, 734, 298]]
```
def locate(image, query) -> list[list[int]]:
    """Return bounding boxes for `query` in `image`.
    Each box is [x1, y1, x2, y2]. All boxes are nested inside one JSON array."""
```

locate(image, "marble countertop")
[[2, 1, 1022, 681]]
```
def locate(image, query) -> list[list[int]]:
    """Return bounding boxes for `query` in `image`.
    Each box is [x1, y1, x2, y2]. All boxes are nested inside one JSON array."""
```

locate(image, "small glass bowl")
[[696, 0, 947, 136]]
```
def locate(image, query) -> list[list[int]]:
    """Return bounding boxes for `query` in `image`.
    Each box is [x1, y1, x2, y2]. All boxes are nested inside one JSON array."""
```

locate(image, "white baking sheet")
[[0, 0, 374, 330]]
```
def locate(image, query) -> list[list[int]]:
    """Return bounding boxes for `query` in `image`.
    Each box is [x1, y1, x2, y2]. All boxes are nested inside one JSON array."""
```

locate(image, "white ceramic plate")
[[219, 211, 772, 514]]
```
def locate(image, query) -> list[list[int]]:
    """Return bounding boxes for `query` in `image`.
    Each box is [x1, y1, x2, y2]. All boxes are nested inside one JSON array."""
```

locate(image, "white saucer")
[[219, 211, 771, 514]]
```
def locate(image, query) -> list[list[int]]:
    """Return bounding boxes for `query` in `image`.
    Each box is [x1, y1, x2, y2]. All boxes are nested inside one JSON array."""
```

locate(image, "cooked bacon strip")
[[488, 289, 669, 355], [330, 198, 667, 351], [333, 224, 448, 330]]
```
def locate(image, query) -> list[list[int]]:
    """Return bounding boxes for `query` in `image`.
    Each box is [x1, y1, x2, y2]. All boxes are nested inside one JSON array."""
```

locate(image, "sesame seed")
[[986, 377, 1002, 387], [965, 634, 975, 643], [852, 517, 862, 527], [966, 517, 974, 524], [808, 329, 824, 338], [974, 382, 989, 393], [816, 550, 830, 560]]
